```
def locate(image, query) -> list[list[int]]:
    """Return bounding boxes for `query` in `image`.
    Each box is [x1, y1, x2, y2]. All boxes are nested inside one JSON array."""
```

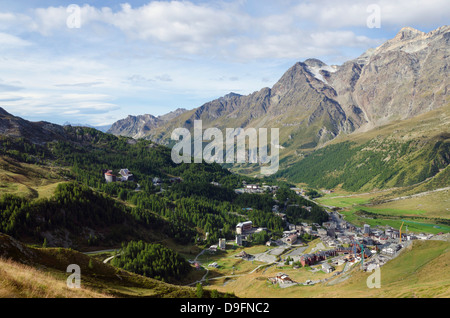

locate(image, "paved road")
[[285, 246, 308, 257], [82, 249, 121, 264], [103, 253, 121, 264]]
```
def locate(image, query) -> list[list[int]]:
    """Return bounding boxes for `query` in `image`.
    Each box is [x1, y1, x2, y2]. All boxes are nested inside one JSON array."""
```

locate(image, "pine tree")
[[196, 283, 204, 298]]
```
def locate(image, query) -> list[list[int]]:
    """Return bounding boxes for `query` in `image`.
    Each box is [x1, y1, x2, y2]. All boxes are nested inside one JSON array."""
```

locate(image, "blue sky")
[[0, 0, 448, 126]]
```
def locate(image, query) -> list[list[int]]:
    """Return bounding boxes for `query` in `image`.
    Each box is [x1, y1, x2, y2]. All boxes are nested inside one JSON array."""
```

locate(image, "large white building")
[[236, 221, 253, 234], [119, 168, 134, 181]]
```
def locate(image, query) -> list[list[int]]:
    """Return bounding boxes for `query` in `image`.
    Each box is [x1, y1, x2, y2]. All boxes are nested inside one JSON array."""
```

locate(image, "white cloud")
[[310, 31, 383, 48], [0, 79, 23, 92], [0, 1, 447, 125], [0, 32, 32, 48], [1, 90, 120, 124], [0, 1, 392, 61], [235, 30, 383, 60], [294, 0, 450, 28], [105, 2, 245, 42], [55, 81, 104, 88]]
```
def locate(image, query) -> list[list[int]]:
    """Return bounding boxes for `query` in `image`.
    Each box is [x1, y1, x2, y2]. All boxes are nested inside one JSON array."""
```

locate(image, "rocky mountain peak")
[[222, 92, 242, 100], [303, 58, 326, 68], [157, 108, 188, 122], [394, 26, 425, 40], [370, 25, 448, 57]]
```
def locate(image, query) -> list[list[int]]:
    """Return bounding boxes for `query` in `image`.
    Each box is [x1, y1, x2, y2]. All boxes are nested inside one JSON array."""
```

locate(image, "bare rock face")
[[108, 26, 449, 150], [333, 25, 450, 130], [108, 114, 161, 139], [107, 108, 188, 139], [157, 108, 188, 122]]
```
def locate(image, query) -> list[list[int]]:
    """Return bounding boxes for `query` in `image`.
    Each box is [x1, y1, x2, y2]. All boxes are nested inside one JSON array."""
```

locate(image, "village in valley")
[[190, 183, 441, 289], [102, 169, 443, 289]]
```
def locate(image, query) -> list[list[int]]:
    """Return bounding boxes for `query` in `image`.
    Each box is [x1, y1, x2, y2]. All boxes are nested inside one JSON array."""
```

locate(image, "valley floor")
[[315, 187, 450, 234], [201, 240, 450, 298]]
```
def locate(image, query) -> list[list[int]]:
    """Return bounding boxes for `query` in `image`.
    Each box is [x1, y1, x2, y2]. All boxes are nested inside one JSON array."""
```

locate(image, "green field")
[[317, 196, 372, 207], [340, 210, 450, 234], [317, 189, 450, 234]]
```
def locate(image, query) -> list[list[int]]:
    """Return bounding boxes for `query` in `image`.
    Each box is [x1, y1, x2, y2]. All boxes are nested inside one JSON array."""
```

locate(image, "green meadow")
[[317, 190, 450, 234]]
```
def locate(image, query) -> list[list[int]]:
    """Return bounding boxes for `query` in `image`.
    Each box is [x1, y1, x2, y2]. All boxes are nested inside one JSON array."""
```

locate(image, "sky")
[[0, 0, 448, 126]]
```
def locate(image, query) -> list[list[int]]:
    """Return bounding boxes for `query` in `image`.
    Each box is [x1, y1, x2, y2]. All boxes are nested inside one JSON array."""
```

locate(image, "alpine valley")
[[109, 26, 449, 191], [0, 26, 449, 300]]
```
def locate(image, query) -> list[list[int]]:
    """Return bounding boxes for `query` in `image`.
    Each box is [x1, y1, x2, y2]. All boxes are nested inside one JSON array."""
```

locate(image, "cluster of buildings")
[[273, 206, 439, 272], [104, 168, 134, 183], [104, 170, 185, 190], [299, 250, 338, 267], [152, 176, 182, 187], [209, 238, 227, 252], [290, 187, 334, 196], [234, 220, 269, 246], [298, 213, 424, 249], [298, 212, 438, 271], [280, 221, 322, 245], [212, 186, 440, 277], [235, 182, 279, 194]]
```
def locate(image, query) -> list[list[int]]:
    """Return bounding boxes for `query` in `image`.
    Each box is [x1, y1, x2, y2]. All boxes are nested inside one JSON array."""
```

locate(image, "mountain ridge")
[[108, 25, 449, 155], [107, 108, 188, 139], [0, 107, 68, 144]]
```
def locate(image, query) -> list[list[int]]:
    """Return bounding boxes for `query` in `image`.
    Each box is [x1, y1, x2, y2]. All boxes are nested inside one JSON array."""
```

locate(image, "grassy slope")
[[0, 156, 67, 199], [278, 105, 450, 191], [0, 233, 209, 298], [206, 240, 450, 298], [0, 257, 110, 298], [317, 187, 450, 219], [362, 189, 449, 218], [329, 106, 450, 146]]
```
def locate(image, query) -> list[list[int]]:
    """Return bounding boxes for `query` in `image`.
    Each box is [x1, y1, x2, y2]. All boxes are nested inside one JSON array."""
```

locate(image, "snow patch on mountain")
[[306, 64, 338, 83]]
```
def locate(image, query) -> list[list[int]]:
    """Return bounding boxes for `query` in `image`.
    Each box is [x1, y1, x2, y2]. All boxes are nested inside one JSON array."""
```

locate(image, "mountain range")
[[107, 26, 449, 159], [0, 26, 449, 300], [0, 26, 448, 191]]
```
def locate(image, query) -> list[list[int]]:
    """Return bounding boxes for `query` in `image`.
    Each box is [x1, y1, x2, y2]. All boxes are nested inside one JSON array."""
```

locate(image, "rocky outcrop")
[[331, 25, 450, 130], [107, 108, 188, 139]]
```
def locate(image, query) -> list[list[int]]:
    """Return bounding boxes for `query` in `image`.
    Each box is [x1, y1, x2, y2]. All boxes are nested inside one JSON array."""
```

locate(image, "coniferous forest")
[[111, 240, 191, 283], [0, 126, 328, 281]]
